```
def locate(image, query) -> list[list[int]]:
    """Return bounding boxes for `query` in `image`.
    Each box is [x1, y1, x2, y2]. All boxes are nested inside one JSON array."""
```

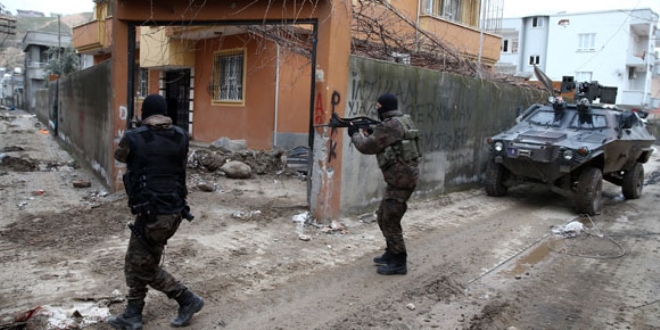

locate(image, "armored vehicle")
[[485, 71, 655, 215]]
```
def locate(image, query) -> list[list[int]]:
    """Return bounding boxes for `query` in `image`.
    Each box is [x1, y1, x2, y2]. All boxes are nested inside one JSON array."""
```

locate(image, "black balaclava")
[[377, 93, 398, 120], [141, 94, 167, 119]]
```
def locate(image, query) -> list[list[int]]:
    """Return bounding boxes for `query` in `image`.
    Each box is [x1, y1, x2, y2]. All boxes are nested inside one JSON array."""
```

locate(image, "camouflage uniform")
[[111, 100, 203, 328], [351, 108, 420, 256], [115, 115, 189, 301]]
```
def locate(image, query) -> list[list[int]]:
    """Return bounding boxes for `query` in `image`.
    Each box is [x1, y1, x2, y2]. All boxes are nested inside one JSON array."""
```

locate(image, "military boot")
[[373, 248, 394, 265], [107, 300, 144, 330], [376, 252, 407, 275], [170, 289, 204, 327]]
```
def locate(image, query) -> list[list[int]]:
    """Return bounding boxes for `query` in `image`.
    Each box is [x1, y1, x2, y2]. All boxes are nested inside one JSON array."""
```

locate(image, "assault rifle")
[[316, 112, 380, 131]]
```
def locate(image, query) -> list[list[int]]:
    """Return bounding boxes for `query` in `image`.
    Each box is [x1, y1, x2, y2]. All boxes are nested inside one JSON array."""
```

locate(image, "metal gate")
[[164, 69, 192, 132]]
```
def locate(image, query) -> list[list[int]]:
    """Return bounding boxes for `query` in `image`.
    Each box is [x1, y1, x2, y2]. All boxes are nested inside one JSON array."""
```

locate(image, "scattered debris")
[[406, 303, 416, 311], [291, 211, 311, 223], [231, 210, 262, 219], [551, 221, 584, 238], [1, 155, 36, 172], [72, 180, 91, 188], [645, 170, 660, 185], [298, 234, 311, 241], [358, 212, 377, 223], [221, 161, 252, 179], [197, 181, 216, 192], [34, 303, 111, 329], [2, 146, 24, 152], [321, 220, 348, 234], [284, 146, 309, 174], [13, 306, 41, 322]]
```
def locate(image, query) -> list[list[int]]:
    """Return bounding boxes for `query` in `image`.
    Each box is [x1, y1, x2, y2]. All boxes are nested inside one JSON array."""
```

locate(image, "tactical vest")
[[376, 115, 422, 169], [123, 125, 188, 215]]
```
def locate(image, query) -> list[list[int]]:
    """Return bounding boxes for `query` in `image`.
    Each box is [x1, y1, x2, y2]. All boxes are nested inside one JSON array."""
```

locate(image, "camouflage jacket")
[[351, 109, 420, 191]]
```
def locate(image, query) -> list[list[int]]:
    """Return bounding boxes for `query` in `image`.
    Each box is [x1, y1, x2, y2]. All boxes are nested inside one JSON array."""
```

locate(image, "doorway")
[[164, 69, 192, 132]]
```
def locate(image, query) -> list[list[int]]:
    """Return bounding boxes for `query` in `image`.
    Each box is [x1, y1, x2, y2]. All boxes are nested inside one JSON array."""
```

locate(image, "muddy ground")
[[1, 109, 660, 330]]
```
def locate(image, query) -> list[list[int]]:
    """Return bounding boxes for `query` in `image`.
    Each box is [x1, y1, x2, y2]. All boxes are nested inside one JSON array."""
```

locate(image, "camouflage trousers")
[[124, 213, 186, 303], [376, 185, 415, 255]]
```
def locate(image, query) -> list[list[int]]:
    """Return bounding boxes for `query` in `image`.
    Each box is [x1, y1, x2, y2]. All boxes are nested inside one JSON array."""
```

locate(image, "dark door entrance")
[[164, 69, 191, 131]]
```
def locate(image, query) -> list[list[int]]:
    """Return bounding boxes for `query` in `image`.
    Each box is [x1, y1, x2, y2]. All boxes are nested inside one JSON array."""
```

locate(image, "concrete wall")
[[338, 56, 545, 214], [51, 61, 113, 187], [34, 89, 49, 124]]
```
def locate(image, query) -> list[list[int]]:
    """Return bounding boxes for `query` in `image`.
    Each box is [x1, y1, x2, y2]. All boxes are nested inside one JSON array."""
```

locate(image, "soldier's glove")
[[347, 124, 358, 137]]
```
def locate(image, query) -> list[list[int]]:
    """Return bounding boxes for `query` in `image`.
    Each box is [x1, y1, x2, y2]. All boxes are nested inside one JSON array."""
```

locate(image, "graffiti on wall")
[[346, 71, 417, 118], [117, 105, 127, 138], [314, 92, 325, 129], [347, 71, 475, 155], [327, 91, 342, 162]]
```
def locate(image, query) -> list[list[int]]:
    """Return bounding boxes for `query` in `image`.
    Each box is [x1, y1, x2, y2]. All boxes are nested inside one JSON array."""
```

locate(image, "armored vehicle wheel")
[[575, 167, 603, 216], [622, 162, 644, 199], [485, 161, 509, 197]]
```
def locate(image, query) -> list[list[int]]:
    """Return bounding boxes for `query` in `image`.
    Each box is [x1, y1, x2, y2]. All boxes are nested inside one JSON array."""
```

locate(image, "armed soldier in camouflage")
[[348, 93, 421, 275], [108, 94, 204, 329]]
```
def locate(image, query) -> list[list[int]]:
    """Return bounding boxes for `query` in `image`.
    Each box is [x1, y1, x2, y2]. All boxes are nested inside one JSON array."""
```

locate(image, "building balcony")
[[140, 26, 196, 68], [419, 15, 501, 66], [627, 51, 648, 69], [72, 18, 112, 55]]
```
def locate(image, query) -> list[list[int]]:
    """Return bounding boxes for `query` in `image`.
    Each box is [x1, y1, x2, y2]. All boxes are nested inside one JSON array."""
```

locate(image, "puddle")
[[502, 243, 552, 277]]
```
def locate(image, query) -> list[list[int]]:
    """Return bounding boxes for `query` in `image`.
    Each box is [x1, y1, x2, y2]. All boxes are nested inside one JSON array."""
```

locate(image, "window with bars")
[[213, 49, 245, 102], [577, 33, 596, 51]]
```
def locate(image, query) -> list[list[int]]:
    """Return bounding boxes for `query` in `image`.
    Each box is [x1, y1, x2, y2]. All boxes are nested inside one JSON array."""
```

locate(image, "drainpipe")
[[477, 0, 484, 76], [415, 0, 421, 48], [273, 43, 280, 148], [641, 17, 654, 108]]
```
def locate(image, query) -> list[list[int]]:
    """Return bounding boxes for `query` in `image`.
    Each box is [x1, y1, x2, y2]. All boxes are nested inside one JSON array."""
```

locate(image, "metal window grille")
[[214, 50, 244, 101]]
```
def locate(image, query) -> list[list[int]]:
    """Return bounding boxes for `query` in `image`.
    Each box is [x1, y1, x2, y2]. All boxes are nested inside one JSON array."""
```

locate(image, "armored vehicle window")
[[569, 114, 607, 129], [527, 110, 562, 126]]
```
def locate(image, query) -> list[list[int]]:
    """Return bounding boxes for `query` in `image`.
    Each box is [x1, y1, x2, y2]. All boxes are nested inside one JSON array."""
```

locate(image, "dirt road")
[[1, 109, 659, 330]]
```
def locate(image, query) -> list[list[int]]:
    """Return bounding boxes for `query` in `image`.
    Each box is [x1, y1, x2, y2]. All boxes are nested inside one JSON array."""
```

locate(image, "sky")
[[502, 0, 660, 18], [1, 0, 93, 16]]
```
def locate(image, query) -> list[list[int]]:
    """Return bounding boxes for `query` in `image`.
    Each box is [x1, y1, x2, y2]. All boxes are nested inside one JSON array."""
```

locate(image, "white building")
[[495, 8, 659, 110]]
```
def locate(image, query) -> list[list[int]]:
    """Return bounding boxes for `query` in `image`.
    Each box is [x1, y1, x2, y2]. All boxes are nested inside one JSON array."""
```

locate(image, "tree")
[[45, 46, 79, 75]]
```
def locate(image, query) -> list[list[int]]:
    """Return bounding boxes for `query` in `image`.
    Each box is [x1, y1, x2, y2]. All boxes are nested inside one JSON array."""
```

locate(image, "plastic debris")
[[39, 303, 110, 329], [551, 221, 584, 238], [291, 211, 310, 223], [231, 210, 261, 219]]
